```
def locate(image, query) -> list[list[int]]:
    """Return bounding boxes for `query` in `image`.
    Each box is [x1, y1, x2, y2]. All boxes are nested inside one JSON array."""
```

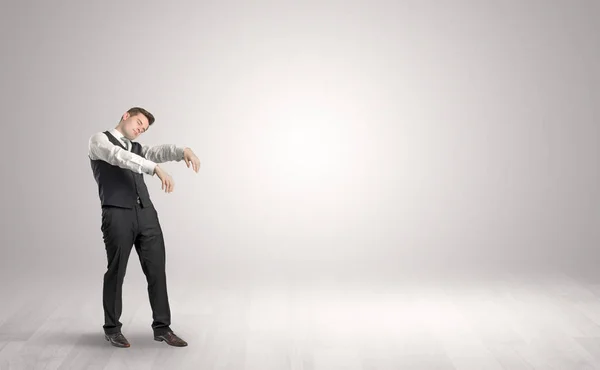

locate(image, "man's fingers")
[[158, 174, 176, 193], [159, 176, 175, 193], [188, 157, 198, 172], [185, 158, 190, 168]]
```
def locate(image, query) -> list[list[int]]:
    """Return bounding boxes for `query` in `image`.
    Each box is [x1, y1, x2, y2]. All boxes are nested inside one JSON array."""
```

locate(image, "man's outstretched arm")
[[88, 132, 157, 175], [142, 144, 201, 173], [140, 143, 185, 164]]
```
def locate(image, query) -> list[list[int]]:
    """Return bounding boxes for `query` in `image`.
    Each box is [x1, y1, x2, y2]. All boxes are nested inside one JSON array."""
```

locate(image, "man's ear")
[[122, 112, 130, 121]]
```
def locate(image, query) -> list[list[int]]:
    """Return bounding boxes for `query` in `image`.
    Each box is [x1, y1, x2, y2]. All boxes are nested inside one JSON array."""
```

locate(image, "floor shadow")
[[41, 330, 164, 349]]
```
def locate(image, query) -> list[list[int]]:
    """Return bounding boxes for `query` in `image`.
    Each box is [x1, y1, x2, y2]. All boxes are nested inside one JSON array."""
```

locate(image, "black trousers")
[[100, 201, 171, 336]]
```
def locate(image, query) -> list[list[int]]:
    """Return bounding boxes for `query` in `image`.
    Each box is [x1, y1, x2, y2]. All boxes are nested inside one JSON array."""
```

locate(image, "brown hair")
[[123, 107, 155, 125]]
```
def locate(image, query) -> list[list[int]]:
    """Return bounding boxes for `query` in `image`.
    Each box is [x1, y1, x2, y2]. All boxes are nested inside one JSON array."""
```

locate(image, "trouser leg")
[[134, 205, 172, 336], [100, 206, 135, 335]]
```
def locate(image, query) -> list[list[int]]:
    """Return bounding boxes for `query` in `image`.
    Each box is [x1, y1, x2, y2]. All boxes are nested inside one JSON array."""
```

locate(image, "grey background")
[[1, 0, 599, 290]]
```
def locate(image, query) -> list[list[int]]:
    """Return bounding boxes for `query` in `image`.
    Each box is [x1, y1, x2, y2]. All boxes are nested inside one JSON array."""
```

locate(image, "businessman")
[[88, 107, 200, 348]]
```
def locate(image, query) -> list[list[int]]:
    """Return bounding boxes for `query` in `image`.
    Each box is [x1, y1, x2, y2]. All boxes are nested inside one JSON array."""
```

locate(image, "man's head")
[[116, 107, 155, 140]]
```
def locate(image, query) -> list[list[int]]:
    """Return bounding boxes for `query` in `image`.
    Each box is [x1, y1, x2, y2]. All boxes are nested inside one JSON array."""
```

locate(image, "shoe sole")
[[154, 337, 188, 347]]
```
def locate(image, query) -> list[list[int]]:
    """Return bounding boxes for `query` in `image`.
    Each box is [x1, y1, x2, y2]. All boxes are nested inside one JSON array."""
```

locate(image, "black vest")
[[90, 131, 154, 208]]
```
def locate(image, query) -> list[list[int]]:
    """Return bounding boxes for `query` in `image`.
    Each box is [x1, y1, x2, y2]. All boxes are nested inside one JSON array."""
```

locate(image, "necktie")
[[122, 138, 129, 151]]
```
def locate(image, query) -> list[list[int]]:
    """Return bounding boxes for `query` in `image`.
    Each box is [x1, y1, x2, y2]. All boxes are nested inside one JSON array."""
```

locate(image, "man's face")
[[121, 112, 149, 140]]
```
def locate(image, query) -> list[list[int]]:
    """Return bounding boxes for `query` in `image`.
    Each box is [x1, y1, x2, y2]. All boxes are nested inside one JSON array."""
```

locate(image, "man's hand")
[[154, 165, 175, 193], [183, 147, 201, 173]]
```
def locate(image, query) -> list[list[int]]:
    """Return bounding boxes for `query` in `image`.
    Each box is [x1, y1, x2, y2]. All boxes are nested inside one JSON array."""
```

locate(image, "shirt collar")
[[109, 128, 125, 140], [109, 128, 129, 147]]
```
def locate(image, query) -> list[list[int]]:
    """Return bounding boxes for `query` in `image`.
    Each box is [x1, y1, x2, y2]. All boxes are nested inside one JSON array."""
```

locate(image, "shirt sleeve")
[[88, 132, 157, 175], [140, 143, 186, 163]]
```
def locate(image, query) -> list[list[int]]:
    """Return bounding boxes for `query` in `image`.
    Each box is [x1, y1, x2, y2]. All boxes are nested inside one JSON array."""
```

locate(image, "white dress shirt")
[[88, 128, 186, 175]]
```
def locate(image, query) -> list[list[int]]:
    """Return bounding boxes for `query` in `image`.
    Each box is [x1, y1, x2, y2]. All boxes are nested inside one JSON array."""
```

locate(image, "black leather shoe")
[[104, 332, 130, 348], [154, 331, 188, 347]]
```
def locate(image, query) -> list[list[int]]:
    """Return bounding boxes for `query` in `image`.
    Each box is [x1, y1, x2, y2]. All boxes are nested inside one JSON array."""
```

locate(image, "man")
[[88, 107, 200, 348]]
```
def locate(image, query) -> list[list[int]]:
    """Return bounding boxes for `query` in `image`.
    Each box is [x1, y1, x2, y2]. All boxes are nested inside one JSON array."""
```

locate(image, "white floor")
[[3, 267, 600, 369]]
